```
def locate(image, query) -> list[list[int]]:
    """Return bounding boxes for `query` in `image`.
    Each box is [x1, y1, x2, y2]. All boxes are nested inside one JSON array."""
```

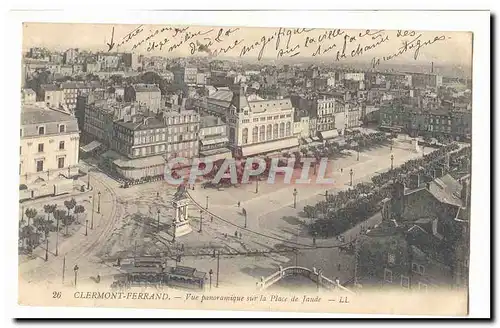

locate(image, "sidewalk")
[[19, 171, 119, 282]]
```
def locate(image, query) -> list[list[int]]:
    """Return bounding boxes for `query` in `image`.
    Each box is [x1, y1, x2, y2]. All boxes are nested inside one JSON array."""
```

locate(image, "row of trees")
[[305, 142, 466, 238], [19, 198, 86, 254], [371, 143, 460, 187]]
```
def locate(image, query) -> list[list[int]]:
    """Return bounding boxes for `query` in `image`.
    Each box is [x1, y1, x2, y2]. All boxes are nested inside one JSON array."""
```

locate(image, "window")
[[286, 122, 291, 136], [36, 160, 44, 172], [179, 135, 183, 142], [388, 253, 396, 265], [59, 141, 65, 150], [38, 126, 45, 135], [259, 125, 265, 142], [19, 146, 22, 155], [401, 275, 410, 288], [273, 124, 278, 139], [384, 268, 393, 283], [279, 122, 285, 138], [252, 127, 258, 143], [59, 125, 66, 133], [267, 125, 272, 140], [418, 282, 428, 292], [242, 128, 248, 145], [412, 263, 425, 275], [20, 129, 23, 137], [58, 157, 65, 169], [38, 143, 44, 153]]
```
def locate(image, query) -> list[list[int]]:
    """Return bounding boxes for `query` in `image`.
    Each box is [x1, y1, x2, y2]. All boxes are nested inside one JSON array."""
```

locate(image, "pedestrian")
[[237, 201, 241, 207], [235, 230, 238, 237], [340, 168, 343, 173], [210, 216, 213, 223]]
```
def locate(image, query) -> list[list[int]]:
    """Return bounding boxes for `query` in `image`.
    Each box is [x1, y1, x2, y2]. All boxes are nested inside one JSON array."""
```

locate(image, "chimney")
[[460, 180, 470, 208], [381, 198, 392, 221], [432, 219, 443, 240], [409, 173, 421, 189], [431, 62, 434, 73], [390, 181, 405, 221], [434, 167, 443, 179]]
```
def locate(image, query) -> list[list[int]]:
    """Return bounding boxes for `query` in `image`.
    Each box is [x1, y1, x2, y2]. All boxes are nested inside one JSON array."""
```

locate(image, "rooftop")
[[116, 115, 166, 131], [40, 84, 60, 92], [133, 84, 161, 93], [21, 105, 74, 125], [200, 115, 223, 128]]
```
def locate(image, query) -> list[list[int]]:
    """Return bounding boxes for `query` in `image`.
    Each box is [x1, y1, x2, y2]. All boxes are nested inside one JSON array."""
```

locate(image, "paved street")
[[189, 143, 434, 284], [18, 142, 434, 289]]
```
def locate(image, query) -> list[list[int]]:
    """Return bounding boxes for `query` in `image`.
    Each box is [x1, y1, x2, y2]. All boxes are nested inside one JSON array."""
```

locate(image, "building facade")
[[39, 84, 66, 108], [199, 116, 232, 161], [124, 84, 162, 114], [227, 85, 298, 157], [20, 105, 80, 198]]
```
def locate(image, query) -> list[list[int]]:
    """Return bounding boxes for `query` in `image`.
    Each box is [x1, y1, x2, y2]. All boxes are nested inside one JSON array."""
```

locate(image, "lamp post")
[[255, 177, 259, 193], [157, 209, 161, 233], [91, 195, 95, 229], [87, 171, 90, 190], [325, 190, 328, 202], [313, 231, 317, 246], [357, 146, 360, 161], [205, 196, 209, 210], [209, 269, 213, 290], [85, 220, 88, 236], [293, 188, 298, 209], [45, 238, 49, 261], [243, 208, 247, 228], [349, 168, 353, 187], [216, 251, 220, 288], [73, 264, 79, 287], [97, 191, 101, 214], [391, 154, 394, 171], [55, 215, 59, 256], [199, 210, 203, 233]]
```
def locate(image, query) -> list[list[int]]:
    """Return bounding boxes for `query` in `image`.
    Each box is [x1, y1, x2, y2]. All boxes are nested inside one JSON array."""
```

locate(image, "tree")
[[74, 205, 85, 224], [303, 205, 316, 219], [86, 73, 100, 82], [64, 198, 77, 216], [53, 209, 66, 233], [24, 208, 37, 228]]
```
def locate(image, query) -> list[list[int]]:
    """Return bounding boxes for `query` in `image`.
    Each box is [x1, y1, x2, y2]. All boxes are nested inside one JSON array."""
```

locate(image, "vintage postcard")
[[17, 18, 477, 317]]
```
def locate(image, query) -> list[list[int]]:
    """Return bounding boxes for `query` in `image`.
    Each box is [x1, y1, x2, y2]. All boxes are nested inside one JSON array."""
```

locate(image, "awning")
[[241, 137, 298, 157], [319, 130, 339, 140], [200, 137, 229, 146], [379, 125, 402, 132], [80, 140, 102, 152], [200, 148, 233, 161], [113, 155, 165, 169]]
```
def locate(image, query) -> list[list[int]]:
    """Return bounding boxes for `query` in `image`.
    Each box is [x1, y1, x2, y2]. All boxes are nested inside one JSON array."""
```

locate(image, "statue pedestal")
[[173, 220, 192, 237], [172, 197, 192, 238]]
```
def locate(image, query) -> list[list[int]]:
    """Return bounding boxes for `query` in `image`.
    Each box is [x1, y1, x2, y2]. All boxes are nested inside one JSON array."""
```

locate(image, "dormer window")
[[38, 126, 45, 135], [59, 124, 66, 133]]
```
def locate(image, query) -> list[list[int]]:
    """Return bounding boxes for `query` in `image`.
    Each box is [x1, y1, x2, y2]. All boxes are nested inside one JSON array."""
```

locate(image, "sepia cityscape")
[[19, 23, 472, 298]]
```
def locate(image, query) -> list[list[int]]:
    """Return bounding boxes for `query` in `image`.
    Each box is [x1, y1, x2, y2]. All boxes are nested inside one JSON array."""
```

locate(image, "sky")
[[22, 22, 473, 70]]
